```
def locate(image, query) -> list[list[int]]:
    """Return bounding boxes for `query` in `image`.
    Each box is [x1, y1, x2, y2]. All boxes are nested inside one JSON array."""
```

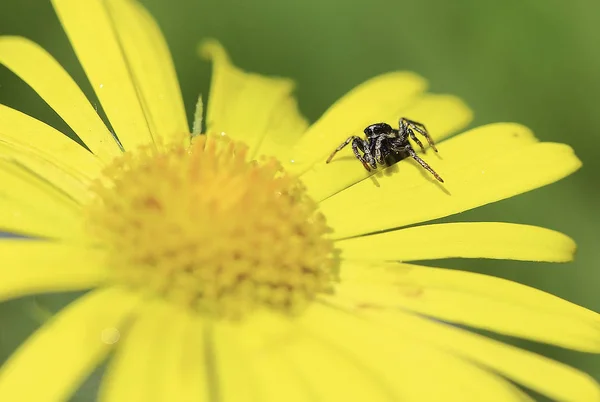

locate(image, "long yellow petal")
[[0, 104, 103, 181], [211, 323, 259, 402], [213, 313, 317, 402], [98, 301, 163, 402], [201, 40, 296, 157], [298, 303, 529, 402], [99, 299, 208, 402], [301, 94, 473, 201], [0, 241, 108, 302], [0, 159, 85, 238], [366, 309, 600, 402], [0, 287, 140, 401], [0, 37, 121, 161], [216, 312, 400, 402], [104, 0, 189, 145], [158, 314, 208, 402], [0, 198, 76, 238], [341, 260, 599, 321], [282, 328, 402, 402], [255, 96, 309, 159], [335, 261, 600, 352], [289, 72, 428, 173], [51, 0, 154, 149], [336, 222, 576, 261], [0, 143, 92, 205], [0, 158, 78, 206], [379, 94, 473, 143], [312, 122, 536, 204], [321, 132, 580, 238]]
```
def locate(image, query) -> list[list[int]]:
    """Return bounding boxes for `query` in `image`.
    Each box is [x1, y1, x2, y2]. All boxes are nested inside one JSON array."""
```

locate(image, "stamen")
[[85, 135, 336, 319]]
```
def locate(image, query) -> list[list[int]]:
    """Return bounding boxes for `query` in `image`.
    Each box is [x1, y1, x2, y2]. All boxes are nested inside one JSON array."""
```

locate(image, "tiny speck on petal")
[[101, 327, 120, 344]]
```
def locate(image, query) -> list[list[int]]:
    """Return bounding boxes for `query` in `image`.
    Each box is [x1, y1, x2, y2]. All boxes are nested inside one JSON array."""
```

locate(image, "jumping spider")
[[326, 117, 444, 183]]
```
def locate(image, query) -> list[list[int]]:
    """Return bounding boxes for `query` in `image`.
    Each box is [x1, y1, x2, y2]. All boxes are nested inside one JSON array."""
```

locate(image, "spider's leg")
[[407, 128, 426, 153], [394, 124, 408, 143], [326, 136, 360, 163], [406, 147, 444, 183], [352, 138, 375, 171], [400, 117, 438, 152], [401, 117, 426, 130], [374, 135, 388, 165]]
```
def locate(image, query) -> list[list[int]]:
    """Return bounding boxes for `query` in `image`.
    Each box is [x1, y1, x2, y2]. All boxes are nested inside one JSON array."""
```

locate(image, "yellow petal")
[[200, 40, 296, 157], [366, 309, 600, 402], [0, 287, 140, 401], [379, 94, 473, 143], [0, 241, 108, 302], [213, 313, 316, 402], [0, 143, 92, 205], [321, 128, 580, 238], [0, 104, 103, 181], [336, 222, 576, 261], [0, 198, 73, 238], [51, 0, 154, 149], [312, 122, 536, 204], [0, 159, 85, 238], [215, 311, 395, 402], [0, 158, 77, 208], [335, 261, 600, 352], [298, 303, 529, 402], [99, 299, 208, 402], [0, 37, 121, 161], [282, 328, 402, 402], [301, 94, 473, 201], [255, 96, 309, 159], [211, 323, 260, 402], [289, 72, 428, 173], [103, 0, 189, 145], [159, 314, 208, 402]]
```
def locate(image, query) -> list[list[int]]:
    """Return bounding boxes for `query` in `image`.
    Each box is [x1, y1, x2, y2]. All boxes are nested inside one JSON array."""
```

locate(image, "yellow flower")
[[0, 0, 598, 401]]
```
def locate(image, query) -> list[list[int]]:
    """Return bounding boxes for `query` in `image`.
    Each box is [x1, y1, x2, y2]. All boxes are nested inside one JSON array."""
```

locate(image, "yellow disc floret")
[[85, 135, 336, 319]]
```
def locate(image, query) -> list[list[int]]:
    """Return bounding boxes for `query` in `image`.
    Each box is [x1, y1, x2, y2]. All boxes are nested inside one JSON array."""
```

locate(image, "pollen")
[[85, 135, 336, 319]]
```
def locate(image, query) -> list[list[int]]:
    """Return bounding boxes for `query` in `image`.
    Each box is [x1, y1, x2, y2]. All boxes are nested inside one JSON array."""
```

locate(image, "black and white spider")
[[326, 117, 444, 183]]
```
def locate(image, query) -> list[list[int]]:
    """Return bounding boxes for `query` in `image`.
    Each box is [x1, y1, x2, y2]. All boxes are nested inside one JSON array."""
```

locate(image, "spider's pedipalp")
[[353, 137, 376, 171], [374, 131, 395, 164]]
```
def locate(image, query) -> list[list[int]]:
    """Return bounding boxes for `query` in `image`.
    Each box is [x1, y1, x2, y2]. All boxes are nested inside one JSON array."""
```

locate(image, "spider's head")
[[364, 123, 393, 138]]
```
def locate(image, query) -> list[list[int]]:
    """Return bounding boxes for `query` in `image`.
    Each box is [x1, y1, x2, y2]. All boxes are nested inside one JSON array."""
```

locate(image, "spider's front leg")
[[326, 136, 375, 171], [352, 138, 377, 171], [399, 117, 438, 152], [326, 136, 358, 164]]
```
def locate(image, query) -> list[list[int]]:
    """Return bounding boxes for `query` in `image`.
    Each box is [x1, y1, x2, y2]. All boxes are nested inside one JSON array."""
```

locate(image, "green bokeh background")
[[0, 0, 599, 398]]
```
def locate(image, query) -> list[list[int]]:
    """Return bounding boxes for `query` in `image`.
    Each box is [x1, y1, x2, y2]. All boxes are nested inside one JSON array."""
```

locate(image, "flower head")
[[86, 136, 336, 319], [0, 0, 598, 401]]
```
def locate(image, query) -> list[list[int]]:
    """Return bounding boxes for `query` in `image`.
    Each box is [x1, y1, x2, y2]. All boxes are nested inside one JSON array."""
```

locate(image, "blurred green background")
[[1, 0, 599, 398]]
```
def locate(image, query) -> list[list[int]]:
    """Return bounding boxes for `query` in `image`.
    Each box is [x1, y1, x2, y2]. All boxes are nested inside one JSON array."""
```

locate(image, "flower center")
[[85, 135, 336, 319]]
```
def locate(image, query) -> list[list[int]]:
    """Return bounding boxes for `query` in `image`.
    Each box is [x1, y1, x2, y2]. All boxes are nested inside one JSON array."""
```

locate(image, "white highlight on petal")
[[101, 327, 121, 345]]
